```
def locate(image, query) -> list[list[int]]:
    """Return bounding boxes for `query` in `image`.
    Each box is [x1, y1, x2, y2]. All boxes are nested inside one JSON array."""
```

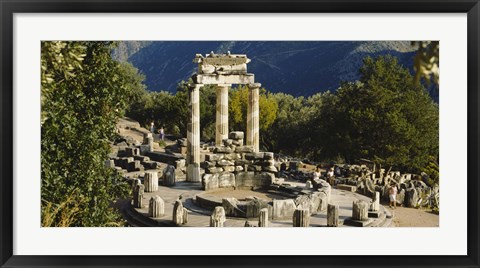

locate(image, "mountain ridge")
[[113, 41, 425, 97]]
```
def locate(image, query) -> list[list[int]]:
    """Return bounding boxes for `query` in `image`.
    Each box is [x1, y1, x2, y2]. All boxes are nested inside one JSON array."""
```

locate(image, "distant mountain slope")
[[113, 41, 419, 97]]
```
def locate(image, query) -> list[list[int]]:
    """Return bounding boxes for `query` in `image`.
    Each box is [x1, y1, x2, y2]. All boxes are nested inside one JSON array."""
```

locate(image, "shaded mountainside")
[[113, 41, 430, 97]]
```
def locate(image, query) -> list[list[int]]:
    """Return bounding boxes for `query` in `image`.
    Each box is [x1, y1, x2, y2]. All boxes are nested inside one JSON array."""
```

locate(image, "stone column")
[[258, 207, 269, 227], [187, 84, 202, 182], [144, 171, 158, 192], [293, 208, 310, 227], [215, 84, 230, 146], [370, 191, 380, 212], [327, 204, 339, 227], [246, 83, 261, 152], [133, 184, 144, 209], [148, 196, 165, 218]]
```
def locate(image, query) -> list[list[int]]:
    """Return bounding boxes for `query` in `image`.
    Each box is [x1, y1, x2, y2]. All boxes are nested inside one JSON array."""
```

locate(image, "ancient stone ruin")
[[187, 52, 262, 183], [106, 52, 438, 228]]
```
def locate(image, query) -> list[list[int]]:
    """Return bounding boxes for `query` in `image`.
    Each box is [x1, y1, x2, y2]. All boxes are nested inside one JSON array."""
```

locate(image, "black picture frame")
[[1, 0, 479, 267]]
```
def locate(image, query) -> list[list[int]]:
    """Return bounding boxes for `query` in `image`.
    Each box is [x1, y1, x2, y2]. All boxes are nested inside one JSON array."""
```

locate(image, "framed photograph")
[[1, 0, 479, 267]]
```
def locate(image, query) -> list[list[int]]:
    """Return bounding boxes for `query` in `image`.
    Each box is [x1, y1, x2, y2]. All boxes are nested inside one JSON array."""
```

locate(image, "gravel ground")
[[391, 206, 439, 227]]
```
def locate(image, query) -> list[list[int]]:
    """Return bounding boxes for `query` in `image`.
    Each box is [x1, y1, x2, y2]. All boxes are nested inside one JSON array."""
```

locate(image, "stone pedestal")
[[352, 200, 369, 221], [186, 84, 202, 182], [258, 208, 269, 227], [215, 84, 230, 146], [344, 200, 372, 227], [327, 204, 339, 227], [133, 184, 144, 208], [148, 196, 165, 218], [144, 171, 158, 192], [173, 200, 188, 225], [246, 83, 261, 152], [210, 206, 226, 227], [293, 208, 310, 227]]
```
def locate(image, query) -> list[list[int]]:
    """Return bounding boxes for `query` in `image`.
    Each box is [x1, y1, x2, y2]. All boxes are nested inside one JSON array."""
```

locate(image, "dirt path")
[[390, 206, 439, 227]]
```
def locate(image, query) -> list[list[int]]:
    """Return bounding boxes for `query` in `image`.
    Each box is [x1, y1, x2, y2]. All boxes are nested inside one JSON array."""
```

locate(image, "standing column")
[[246, 83, 261, 152], [215, 84, 230, 146], [187, 84, 202, 182]]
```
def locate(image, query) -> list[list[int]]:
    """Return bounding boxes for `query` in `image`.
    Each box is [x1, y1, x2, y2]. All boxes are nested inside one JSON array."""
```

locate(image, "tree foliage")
[[229, 86, 278, 136], [318, 56, 439, 172], [125, 55, 438, 174], [41, 41, 132, 226]]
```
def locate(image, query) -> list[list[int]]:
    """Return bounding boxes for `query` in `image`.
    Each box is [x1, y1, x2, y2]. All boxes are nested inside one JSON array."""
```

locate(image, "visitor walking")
[[389, 183, 398, 209], [150, 122, 155, 134], [159, 126, 165, 141]]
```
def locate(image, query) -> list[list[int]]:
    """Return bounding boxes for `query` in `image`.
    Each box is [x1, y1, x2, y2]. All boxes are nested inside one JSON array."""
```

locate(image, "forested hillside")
[[113, 41, 432, 98]]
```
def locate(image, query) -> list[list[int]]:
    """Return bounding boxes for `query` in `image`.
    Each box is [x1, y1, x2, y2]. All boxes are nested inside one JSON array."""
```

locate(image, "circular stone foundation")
[[200, 188, 287, 202]]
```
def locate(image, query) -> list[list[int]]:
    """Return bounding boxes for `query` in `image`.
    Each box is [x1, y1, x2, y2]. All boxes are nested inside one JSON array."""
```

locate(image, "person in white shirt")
[[389, 184, 398, 209], [312, 166, 321, 180]]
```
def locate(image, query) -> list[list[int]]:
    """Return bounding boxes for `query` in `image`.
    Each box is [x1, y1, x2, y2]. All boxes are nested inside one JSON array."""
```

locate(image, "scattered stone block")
[[337, 184, 357, 192], [218, 172, 235, 188], [207, 167, 223, 174], [245, 152, 265, 160], [222, 198, 245, 217], [246, 199, 271, 218], [262, 166, 277, 173], [148, 196, 165, 218], [174, 159, 186, 169], [126, 147, 140, 157], [127, 160, 143, 172], [232, 139, 243, 146], [134, 155, 150, 162], [205, 154, 223, 161], [217, 159, 234, 166], [273, 199, 296, 220], [263, 152, 274, 160], [305, 181, 313, 189], [229, 131, 244, 140], [201, 161, 217, 169], [214, 146, 233, 153], [105, 159, 115, 168], [235, 159, 251, 166], [224, 153, 240, 161], [235, 146, 254, 153], [203, 173, 219, 190], [142, 161, 159, 170]]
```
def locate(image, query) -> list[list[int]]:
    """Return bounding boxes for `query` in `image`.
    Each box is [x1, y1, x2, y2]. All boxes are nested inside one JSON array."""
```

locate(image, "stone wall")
[[201, 131, 277, 191]]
